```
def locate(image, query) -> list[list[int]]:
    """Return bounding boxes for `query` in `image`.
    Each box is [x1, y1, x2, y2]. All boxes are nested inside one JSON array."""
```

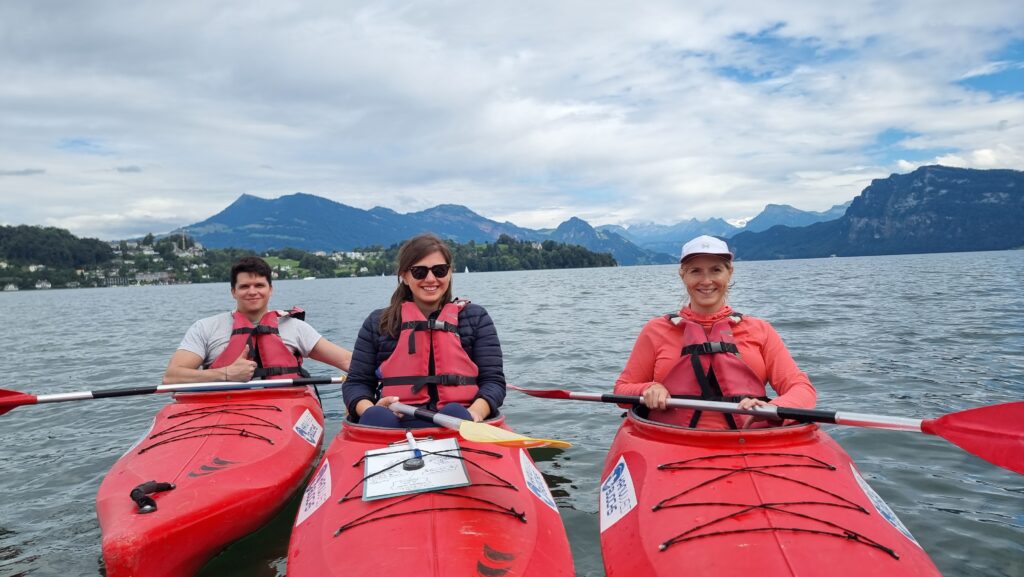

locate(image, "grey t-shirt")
[[178, 311, 323, 367]]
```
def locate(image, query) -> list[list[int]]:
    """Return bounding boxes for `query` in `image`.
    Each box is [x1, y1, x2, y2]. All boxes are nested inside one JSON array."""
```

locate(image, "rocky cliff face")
[[730, 165, 1024, 260]]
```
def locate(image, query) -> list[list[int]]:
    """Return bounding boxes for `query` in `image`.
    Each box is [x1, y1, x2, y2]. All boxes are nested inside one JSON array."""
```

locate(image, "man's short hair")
[[230, 256, 273, 288]]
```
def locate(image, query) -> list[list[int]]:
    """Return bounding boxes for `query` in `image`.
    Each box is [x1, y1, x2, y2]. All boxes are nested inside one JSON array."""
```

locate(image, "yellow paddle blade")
[[457, 421, 571, 449]]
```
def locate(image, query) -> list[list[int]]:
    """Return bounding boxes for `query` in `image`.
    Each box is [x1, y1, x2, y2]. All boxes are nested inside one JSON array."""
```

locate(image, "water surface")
[[1, 251, 1022, 576]]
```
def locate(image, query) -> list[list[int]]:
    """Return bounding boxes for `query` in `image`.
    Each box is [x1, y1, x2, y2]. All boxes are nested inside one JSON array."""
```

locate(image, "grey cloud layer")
[[0, 0, 1021, 239]]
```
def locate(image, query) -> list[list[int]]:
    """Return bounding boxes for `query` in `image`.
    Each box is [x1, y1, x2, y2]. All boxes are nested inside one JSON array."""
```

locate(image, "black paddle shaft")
[[597, 393, 839, 424]]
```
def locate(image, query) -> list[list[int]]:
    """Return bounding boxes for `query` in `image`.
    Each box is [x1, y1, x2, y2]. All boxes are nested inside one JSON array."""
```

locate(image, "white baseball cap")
[[680, 235, 732, 263]]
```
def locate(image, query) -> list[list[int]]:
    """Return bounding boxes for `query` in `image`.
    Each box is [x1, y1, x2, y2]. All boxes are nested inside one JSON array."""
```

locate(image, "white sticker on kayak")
[[600, 455, 637, 533], [295, 458, 332, 526], [851, 464, 921, 547], [519, 450, 558, 512], [293, 409, 323, 447]]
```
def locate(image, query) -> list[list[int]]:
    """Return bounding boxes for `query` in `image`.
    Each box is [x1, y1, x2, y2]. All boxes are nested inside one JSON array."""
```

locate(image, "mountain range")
[[729, 165, 1024, 259], [174, 165, 1022, 264], [178, 195, 678, 265]]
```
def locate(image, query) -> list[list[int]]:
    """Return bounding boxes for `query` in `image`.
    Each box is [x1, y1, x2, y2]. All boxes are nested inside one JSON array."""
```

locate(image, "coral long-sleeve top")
[[615, 305, 816, 427]]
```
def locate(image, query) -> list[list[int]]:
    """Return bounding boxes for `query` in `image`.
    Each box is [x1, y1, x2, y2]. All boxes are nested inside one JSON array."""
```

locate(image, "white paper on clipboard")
[[362, 436, 470, 501]]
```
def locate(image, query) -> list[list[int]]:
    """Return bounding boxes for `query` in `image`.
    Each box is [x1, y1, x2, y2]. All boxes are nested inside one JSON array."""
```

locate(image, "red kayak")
[[288, 417, 575, 576], [96, 386, 324, 577], [599, 412, 943, 576]]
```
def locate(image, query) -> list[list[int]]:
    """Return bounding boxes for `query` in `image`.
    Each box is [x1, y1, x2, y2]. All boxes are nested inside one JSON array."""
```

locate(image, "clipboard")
[[362, 436, 471, 501]]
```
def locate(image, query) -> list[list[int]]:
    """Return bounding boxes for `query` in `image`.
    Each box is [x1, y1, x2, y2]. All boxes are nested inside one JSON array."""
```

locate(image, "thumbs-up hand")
[[225, 345, 257, 382]]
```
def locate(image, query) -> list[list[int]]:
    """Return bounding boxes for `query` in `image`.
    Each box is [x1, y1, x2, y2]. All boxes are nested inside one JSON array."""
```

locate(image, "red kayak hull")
[[600, 414, 942, 576], [287, 417, 575, 577], [96, 387, 324, 577]]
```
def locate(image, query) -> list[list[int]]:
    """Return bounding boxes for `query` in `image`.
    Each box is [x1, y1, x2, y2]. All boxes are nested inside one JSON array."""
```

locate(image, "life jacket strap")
[[402, 319, 460, 354], [254, 364, 311, 379], [681, 341, 739, 355], [401, 319, 459, 332], [380, 374, 478, 393]]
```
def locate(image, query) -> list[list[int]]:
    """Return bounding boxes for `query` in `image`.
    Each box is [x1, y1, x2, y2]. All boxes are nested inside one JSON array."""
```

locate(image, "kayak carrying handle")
[[130, 480, 176, 514]]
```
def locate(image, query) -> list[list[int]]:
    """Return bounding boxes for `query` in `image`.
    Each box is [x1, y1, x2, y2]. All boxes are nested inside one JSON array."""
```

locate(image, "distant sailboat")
[[464, 266, 470, 274]]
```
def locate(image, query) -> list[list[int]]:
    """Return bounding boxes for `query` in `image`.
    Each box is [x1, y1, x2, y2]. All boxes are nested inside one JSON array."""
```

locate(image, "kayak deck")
[[96, 386, 324, 577], [600, 414, 943, 576], [288, 418, 575, 577]]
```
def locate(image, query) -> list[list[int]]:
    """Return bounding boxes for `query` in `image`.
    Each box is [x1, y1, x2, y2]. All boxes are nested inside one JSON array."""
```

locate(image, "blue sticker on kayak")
[[293, 409, 323, 447], [295, 458, 332, 526], [600, 455, 637, 532], [520, 450, 558, 512], [851, 464, 921, 547]]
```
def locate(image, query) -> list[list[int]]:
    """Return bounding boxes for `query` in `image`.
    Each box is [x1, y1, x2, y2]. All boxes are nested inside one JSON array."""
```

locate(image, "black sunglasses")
[[408, 264, 451, 280]]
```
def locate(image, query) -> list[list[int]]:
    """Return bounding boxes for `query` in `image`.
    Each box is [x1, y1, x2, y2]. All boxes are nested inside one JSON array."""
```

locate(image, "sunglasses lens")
[[408, 264, 450, 279]]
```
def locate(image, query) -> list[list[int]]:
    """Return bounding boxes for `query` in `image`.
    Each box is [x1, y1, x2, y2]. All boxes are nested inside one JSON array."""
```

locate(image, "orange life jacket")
[[208, 308, 309, 379], [378, 301, 479, 408]]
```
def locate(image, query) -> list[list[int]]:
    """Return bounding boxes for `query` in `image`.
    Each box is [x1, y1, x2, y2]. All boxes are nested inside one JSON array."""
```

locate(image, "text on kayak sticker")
[[850, 464, 921, 548], [519, 449, 558, 512], [600, 455, 637, 532], [293, 409, 323, 447], [295, 458, 332, 526]]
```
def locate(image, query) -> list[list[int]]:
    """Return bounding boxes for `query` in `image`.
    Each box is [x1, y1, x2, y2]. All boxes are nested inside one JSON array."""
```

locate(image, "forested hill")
[[0, 225, 113, 267], [377, 235, 616, 274]]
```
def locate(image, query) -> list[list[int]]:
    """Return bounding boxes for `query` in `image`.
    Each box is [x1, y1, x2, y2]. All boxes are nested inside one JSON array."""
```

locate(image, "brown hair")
[[230, 256, 273, 288], [379, 234, 454, 337]]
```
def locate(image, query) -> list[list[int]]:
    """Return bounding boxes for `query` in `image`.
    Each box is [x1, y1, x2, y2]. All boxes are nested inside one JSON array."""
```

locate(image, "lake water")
[[1, 251, 1022, 577]]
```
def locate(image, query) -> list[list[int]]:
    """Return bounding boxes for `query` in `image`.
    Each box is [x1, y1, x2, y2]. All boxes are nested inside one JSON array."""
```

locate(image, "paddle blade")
[[507, 384, 573, 399], [0, 390, 38, 416], [457, 421, 571, 449], [921, 401, 1024, 475]]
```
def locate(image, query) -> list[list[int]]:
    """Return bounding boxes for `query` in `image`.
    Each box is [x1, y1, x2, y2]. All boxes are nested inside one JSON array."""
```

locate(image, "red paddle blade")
[[922, 401, 1024, 475], [507, 385, 572, 399], [0, 389, 38, 416]]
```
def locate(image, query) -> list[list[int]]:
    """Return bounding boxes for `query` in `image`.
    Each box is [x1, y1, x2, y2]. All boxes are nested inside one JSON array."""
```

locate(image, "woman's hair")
[[379, 233, 454, 337]]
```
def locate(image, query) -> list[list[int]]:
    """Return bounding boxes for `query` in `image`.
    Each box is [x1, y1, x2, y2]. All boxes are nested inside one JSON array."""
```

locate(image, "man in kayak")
[[343, 233, 506, 427], [162, 256, 352, 384], [615, 235, 816, 428]]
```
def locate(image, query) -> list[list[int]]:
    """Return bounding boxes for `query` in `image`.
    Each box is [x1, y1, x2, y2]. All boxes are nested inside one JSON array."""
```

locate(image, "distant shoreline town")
[[0, 229, 615, 291]]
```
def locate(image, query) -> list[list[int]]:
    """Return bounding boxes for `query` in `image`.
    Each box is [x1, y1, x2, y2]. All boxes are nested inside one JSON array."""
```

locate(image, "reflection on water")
[[0, 250, 1022, 577]]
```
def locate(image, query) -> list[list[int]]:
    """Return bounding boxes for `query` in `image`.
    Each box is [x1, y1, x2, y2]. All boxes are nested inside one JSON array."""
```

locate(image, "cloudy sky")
[[1, 1, 1022, 240]]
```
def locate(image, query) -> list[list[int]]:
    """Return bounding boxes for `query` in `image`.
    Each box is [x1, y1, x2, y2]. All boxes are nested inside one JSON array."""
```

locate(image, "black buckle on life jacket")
[[435, 374, 475, 386], [682, 342, 738, 355], [231, 325, 280, 336], [254, 365, 310, 378]]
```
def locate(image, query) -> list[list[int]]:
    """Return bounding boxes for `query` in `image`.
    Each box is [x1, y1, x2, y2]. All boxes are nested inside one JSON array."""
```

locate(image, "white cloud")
[[0, 0, 1022, 239]]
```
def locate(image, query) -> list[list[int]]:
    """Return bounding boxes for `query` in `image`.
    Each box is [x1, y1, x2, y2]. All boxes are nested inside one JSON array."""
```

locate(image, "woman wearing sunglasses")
[[343, 233, 505, 427]]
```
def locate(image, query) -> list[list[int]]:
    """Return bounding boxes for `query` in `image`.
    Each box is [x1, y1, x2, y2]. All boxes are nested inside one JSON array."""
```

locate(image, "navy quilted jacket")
[[343, 301, 507, 418]]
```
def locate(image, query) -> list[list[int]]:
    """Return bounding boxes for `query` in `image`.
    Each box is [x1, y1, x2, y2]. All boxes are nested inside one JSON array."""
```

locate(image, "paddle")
[[508, 385, 1024, 475], [389, 402, 571, 449], [0, 376, 346, 417]]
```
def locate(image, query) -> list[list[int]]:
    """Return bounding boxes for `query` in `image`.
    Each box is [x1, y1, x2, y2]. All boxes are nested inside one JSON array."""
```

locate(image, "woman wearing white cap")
[[614, 235, 816, 428]]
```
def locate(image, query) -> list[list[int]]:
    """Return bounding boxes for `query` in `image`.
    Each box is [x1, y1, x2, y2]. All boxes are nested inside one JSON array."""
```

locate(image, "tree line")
[[0, 226, 616, 289], [0, 225, 113, 267]]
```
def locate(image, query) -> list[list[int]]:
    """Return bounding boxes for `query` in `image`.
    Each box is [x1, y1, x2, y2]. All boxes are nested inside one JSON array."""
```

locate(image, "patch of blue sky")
[[716, 23, 858, 84], [958, 39, 1024, 97], [57, 137, 110, 155], [518, 174, 621, 205], [865, 128, 955, 165]]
